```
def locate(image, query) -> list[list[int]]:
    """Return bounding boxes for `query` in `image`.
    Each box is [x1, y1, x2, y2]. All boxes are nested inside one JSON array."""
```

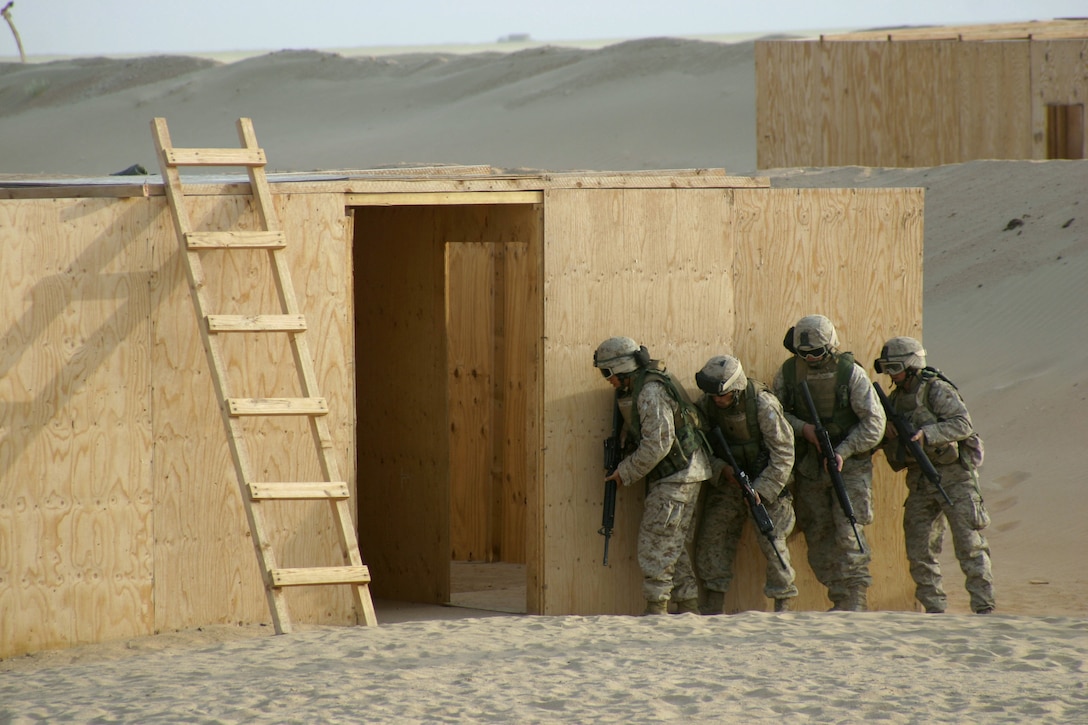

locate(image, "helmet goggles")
[[798, 345, 829, 362], [874, 358, 907, 375]]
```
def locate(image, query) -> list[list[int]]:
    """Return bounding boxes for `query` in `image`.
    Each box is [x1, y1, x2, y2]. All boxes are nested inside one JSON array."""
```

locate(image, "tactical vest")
[[702, 380, 767, 478], [893, 367, 983, 468], [624, 369, 708, 483], [780, 352, 860, 445]]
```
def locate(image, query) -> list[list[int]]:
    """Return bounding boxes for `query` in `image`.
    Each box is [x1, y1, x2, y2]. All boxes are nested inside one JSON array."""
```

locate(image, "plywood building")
[[757, 19, 1088, 168], [1, 166, 924, 658]]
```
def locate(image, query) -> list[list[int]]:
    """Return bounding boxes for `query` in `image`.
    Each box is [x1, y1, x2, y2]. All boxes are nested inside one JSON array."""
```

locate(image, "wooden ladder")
[[151, 117, 377, 632]]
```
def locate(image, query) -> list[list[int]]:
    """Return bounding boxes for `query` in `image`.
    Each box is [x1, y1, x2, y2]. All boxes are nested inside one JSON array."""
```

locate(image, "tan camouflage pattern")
[[616, 381, 712, 486], [617, 380, 710, 603], [773, 355, 885, 605], [696, 483, 797, 600], [695, 389, 798, 599], [882, 374, 995, 613], [639, 479, 702, 602]]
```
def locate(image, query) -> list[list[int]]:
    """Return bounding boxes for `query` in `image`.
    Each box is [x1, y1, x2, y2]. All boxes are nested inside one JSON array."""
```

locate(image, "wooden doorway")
[[352, 200, 542, 615], [1047, 104, 1085, 159]]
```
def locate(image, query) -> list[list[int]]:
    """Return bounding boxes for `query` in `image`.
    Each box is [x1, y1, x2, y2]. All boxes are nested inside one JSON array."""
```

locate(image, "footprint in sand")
[[992, 470, 1030, 490]]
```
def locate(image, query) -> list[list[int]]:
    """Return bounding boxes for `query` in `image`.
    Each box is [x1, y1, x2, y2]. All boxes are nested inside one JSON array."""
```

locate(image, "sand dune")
[[1, 37, 1086, 722]]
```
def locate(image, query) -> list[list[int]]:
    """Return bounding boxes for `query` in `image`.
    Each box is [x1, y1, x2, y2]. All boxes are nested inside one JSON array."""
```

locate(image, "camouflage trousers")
[[793, 453, 874, 605], [903, 464, 995, 613], [639, 480, 702, 603], [695, 480, 798, 600]]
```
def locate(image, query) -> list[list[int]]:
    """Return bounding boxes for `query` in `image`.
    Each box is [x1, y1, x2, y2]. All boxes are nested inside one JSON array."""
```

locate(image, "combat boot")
[[643, 599, 669, 616], [673, 598, 700, 614], [773, 598, 793, 613], [701, 590, 725, 615], [839, 589, 868, 612]]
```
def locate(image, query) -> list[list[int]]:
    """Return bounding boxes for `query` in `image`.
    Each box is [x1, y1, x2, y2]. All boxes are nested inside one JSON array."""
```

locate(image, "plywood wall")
[[1, 180, 921, 656], [540, 186, 922, 614], [0, 192, 358, 659], [0, 196, 156, 654], [756, 39, 1079, 168], [445, 207, 540, 566], [1032, 39, 1088, 158], [541, 188, 734, 615], [730, 187, 924, 613]]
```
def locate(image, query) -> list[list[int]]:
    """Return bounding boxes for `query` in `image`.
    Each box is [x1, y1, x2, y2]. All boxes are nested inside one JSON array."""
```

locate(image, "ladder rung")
[[164, 147, 267, 166], [208, 314, 307, 332], [185, 231, 287, 249], [249, 481, 350, 500], [271, 566, 371, 587], [228, 398, 329, 416]]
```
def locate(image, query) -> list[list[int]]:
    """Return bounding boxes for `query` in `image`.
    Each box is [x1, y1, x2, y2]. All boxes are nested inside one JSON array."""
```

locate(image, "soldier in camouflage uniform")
[[693, 355, 798, 614], [594, 336, 712, 615], [874, 336, 995, 614], [773, 315, 886, 611]]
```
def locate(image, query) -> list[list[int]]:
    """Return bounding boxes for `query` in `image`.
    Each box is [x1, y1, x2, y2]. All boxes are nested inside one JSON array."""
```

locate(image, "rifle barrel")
[[799, 380, 865, 553]]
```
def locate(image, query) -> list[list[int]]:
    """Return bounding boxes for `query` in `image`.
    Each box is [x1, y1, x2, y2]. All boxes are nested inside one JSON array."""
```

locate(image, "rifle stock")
[[707, 427, 788, 571], [799, 380, 865, 553], [873, 381, 953, 506], [600, 396, 622, 565]]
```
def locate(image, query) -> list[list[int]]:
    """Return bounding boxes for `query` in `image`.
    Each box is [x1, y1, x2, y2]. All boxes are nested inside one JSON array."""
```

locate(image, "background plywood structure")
[[756, 19, 1088, 169], [1, 169, 921, 657]]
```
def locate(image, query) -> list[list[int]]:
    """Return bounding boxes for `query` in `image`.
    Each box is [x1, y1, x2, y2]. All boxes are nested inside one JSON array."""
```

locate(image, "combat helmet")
[[593, 336, 649, 377], [874, 336, 927, 375], [695, 355, 747, 396], [784, 314, 839, 362]]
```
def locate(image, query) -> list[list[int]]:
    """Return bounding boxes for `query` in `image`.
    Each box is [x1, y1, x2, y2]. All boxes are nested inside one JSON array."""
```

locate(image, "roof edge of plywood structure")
[[814, 18, 1088, 42], [0, 167, 770, 200]]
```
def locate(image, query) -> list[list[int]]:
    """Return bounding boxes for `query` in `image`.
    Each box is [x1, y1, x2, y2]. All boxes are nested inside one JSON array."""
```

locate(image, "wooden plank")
[[207, 314, 307, 332], [164, 147, 267, 166], [185, 230, 286, 249], [271, 566, 372, 587], [447, 241, 495, 562], [227, 397, 329, 416], [346, 191, 543, 206], [248, 482, 350, 500], [819, 19, 1088, 42]]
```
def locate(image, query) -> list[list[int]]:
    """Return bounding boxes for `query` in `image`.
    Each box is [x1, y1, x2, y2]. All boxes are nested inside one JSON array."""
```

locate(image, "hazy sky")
[[3, 0, 1085, 57]]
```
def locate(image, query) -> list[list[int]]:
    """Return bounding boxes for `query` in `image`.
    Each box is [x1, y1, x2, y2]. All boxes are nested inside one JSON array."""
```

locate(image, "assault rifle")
[[600, 396, 622, 566], [708, 426, 788, 571], [799, 380, 865, 553], [873, 381, 953, 506]]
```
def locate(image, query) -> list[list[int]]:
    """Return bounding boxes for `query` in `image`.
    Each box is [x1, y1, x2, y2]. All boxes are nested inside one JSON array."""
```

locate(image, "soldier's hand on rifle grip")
[[829, 451, 843, 472], [605, 469, 622, 485], [801, 423, 819, 445]]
